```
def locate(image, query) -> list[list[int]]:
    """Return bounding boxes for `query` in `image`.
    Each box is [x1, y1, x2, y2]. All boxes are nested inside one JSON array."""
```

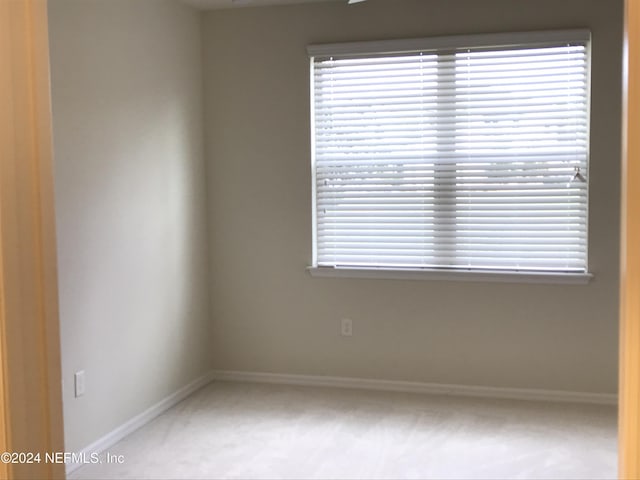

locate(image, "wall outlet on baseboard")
[[341, 318, 353, 337], [74, 370, 86, 398]]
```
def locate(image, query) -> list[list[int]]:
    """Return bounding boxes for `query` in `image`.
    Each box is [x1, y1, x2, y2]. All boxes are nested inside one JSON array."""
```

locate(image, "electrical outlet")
[[74, 370, 85, 398], [341, 318, 353, 337]]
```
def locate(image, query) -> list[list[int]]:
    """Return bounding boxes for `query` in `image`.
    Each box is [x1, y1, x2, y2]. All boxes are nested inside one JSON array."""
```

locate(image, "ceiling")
[[182, 0, 344, 9]]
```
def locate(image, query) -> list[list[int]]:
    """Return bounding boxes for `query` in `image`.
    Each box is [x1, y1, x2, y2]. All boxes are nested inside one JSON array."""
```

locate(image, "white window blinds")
[[309, 30, 590, 274]]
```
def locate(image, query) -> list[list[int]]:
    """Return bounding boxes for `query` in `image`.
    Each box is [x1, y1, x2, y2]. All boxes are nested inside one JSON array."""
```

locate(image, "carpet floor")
[[69, 381, 617, 479]]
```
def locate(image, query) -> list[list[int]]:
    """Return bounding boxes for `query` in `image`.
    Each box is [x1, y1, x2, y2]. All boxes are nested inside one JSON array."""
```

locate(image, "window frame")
[[308, 29, 593, 284]]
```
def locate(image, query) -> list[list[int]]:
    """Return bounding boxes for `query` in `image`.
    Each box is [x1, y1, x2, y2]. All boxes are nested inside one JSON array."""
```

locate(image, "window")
[[308, 30, 591, 281]]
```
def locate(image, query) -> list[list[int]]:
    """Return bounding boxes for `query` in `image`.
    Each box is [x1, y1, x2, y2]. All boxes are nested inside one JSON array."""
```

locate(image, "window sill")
[[307, 266, 593, 285]]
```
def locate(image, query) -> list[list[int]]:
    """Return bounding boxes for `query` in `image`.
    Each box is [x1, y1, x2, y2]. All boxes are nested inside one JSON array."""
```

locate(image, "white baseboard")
[[66, 372, 215, 476], [210, 370, 617, 406]]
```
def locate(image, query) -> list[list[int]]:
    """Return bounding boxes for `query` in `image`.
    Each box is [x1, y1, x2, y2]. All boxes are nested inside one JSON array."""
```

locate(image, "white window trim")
[[306, 29, 591, 57], [307, 266, 593, 285], [308, 29, 593, 283]]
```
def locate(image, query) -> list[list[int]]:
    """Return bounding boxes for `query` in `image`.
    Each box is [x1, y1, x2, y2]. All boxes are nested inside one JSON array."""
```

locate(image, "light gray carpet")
[[70, 381, 617, 479]]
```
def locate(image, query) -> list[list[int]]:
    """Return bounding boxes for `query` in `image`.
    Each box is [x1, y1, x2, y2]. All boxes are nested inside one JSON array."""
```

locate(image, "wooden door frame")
[[0, 0, 65, 478], [621, 0, 640, 478]]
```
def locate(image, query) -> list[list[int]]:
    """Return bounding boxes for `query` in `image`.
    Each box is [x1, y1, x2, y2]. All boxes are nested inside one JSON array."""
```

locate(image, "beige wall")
[[203, 0, 623, 394], [49, 0, 210, 452]]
